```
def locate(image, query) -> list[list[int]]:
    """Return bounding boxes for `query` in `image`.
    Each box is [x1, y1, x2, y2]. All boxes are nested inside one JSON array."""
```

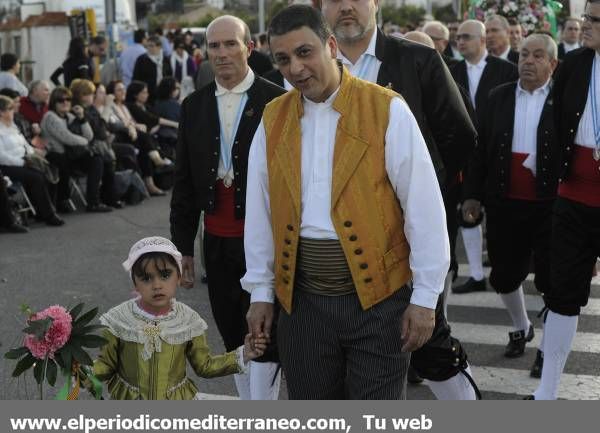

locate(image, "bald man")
[[486, 15, 520, 63], [170, 15, 286, 400], [422, 22, 460, 68], [450, 19, 517, 296]]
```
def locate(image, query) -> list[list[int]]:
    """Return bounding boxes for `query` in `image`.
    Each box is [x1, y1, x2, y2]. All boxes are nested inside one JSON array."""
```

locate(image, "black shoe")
[[108, 200, 124, 209], [407, 366, 424, 384], [452, 277, 486, 294], [523, 395, 535, 400], [530, 350, 544, 378], [7, 222, 28, 233], [45, 214, 65, 226], [56, 200, 73, 214], [86, 203, 113, 213], [505, 324, 534, 358], [201, 274, 208, 284]]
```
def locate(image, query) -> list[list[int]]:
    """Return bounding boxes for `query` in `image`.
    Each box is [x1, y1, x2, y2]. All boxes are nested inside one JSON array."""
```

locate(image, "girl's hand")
[[242, 333, 267, 363]]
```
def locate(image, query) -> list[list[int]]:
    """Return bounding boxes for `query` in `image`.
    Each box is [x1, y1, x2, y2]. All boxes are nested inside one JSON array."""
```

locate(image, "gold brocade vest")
[[263, 68, 412, 313]]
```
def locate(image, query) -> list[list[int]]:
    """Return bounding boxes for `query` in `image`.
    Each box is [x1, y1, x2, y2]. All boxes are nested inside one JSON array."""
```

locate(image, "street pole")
[[258, 0, 265, 34]]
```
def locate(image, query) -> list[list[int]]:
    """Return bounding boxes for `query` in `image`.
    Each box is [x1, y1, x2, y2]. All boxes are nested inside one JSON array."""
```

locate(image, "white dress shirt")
[[562, 41, 581, 54], [574, 52, 600, 149], [337, 30, 382, 83], [499, 46, 511, 61], [466, 51, 488, 108], [0, 122, 34, 167], [215, 69, 255, 185], [512, 79, 551, 175], [241, 92, 450, 310]]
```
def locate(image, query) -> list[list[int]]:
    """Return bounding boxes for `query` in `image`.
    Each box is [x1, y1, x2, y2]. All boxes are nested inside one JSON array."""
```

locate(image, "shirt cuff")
[[250, 287, 275, 304], [409, 287, 440, 310], [236, 346, 248, 374]]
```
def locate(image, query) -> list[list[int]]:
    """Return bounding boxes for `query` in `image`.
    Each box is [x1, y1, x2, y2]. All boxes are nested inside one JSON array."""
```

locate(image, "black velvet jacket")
[[170, 75, 285, 256], [552, 47, 595, 183], [462, 81, 559, 203], [373, 30, 477, 189]]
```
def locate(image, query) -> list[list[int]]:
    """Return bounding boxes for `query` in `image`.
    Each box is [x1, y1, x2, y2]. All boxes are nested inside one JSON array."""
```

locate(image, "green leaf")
[[77, 335, 108, 348], [19, 304, 32, 315], [4, 347, 29, 360], [58, 345, 72, 373], [46, 359, 57, 386], [71, 324, 106, 336], [73, 307, 99, 328], [23, 318, 53, 339], [71, 345, 93, 366], [69, 303, 85, 321], [12, 353, 36, 377], [33, 359, 46, 384]]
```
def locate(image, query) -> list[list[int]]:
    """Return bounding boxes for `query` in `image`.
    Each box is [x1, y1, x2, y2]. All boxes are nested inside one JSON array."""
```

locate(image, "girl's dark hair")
[[106, 80, 123, 95], [67, 37, 88, 60], [131, 252, 180, 284], [126, 80, 148, 104], [48, 87, 72, 112], [156, 77, 178, 100]]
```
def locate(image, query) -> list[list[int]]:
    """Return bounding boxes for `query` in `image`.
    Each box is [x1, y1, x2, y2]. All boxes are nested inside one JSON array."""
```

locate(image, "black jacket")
[[170, 76, 285, 256], [50, 56, 94, 87], [248, 50, 274, 77], [132, 54, 173, 102], [373, 29, 477, 189], [507, 49, 520, 65], [553, 47, 595, 183], [450, 55, 518, 126], [462, 81, 559, 203]]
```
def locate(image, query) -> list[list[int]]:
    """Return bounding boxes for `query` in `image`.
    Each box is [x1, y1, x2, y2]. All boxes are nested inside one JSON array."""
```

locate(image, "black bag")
[[24, 154, 59, 184], [65, 117, 93, 161]]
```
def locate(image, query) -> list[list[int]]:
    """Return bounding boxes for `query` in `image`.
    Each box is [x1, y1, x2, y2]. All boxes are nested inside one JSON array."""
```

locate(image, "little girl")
[[93, 236, 266, 399]]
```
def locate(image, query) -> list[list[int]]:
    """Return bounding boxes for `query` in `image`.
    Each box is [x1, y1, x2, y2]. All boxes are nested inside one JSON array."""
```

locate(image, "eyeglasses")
[[56, 98, 72, 103], [456, 33, 479, 41], [582, 14, 600, 24]]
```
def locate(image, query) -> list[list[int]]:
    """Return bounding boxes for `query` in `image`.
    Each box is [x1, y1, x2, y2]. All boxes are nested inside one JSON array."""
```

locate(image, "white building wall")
[[27, 25, 71, 82]]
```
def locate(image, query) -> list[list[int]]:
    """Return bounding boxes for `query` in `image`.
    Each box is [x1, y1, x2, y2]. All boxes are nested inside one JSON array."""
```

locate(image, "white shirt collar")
[[215, 68, 255, 96], [303, 87, 340, 109], [499, 45, 511, 60], [466, 50, 488, 69], [516, 79, 551, 97], [563, 41, 580, 50], [337, 29, 378, 66]]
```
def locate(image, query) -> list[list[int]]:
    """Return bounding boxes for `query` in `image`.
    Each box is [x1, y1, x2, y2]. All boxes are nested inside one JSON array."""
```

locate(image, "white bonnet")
[[122, 236, 183, 275]]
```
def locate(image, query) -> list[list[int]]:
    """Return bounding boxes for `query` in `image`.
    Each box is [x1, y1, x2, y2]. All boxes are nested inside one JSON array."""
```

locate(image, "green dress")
[[93, 299, 242, 400]]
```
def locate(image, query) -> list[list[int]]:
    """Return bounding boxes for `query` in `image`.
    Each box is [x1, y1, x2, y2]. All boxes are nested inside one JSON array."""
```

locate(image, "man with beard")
[[320, 0, 479, 400]]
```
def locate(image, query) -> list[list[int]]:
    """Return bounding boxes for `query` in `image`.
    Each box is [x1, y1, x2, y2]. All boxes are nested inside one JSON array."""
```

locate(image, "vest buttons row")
[[283, 251, 290, 258], [349, 235, 357, 241], [360, 263, 368, 270], [364, 277, 372, 283], [282, 264, 289, 271], [287, 224, 294, 231], [284, 238, 291, 245], [354, 248, 363, 255], [283, 278, 289, 284], [344, 220, 352, 227]]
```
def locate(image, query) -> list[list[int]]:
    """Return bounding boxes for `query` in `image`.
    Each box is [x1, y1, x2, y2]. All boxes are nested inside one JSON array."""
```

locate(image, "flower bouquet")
[[467, 0, 562, 36], [4, 303, 107, 399]]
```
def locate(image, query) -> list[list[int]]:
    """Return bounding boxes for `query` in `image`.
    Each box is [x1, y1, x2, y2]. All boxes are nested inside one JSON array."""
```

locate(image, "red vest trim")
[[203, 180, 244, 237], [558, 145, 600, 207]]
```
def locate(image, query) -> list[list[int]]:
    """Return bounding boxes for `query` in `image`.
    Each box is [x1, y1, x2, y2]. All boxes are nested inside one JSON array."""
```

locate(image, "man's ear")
[[247, 40, 255, 58], [327, 35, 338, 59]]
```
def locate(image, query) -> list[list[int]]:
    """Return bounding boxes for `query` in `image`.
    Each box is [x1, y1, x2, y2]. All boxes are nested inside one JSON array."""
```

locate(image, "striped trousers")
[[277, 288, 411, 399]]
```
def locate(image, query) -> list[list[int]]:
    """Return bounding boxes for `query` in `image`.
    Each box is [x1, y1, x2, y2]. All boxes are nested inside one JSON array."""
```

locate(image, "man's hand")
[[462, 199, 481, 224], [401, 304, 435, 352], [181, 255, 195, 289], [246, 302, 274, 341], [242, 333, 268, 363]]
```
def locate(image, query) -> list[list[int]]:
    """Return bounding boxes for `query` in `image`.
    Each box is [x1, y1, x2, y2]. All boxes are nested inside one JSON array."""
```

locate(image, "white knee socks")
[[235, 362, 281, 400], [250, 361, 281, 400], [426, 364, 478, 400], [443, 271, 454, 318], [533, 311, 578, 400], [461, 226, 485, 281], [499, 286, 531, 332]]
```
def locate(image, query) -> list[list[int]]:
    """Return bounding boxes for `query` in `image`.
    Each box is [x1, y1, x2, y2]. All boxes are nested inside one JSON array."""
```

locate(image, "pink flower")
[[23, 306, 72, 360]]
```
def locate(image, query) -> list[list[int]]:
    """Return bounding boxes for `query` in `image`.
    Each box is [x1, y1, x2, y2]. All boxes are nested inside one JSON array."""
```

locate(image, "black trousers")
[[545, 197, 600, 316], [45, 151, 104, 205], [278, 288, 411, 400], [0, 173, 14, 227], [0, 165, 55, 219], [486, 198, 553, 294]]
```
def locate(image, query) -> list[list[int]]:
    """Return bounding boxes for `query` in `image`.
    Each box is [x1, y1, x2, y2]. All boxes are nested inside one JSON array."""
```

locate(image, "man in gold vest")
[[241, 5, 450, 399]]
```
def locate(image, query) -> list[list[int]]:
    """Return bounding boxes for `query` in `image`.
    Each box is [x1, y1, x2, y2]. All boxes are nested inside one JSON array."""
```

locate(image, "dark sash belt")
[[295, 237, 356, 296]]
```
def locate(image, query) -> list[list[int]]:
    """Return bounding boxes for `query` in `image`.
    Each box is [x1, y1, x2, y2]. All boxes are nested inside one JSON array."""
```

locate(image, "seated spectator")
[[91, 83, 139, 174], [41, 87, 112, 213], [0, 95, 64, 226], [50, 37, 94, 87], [0, 88, 34, 142], [105, 80, 168, 195], [170, 37, 197, 99], [152, 77, 181, 147], [126, 80, 178, 136], [19, 80, 49, 149], [0, 53, 28, 96], [70, 79, 121, 209], [132, 35, 172, 103], [0, 170, 28, 232]]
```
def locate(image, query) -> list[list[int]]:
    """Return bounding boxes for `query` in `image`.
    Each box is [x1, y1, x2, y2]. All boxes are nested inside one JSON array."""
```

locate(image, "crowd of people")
[[2, 0, 598, 402]]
